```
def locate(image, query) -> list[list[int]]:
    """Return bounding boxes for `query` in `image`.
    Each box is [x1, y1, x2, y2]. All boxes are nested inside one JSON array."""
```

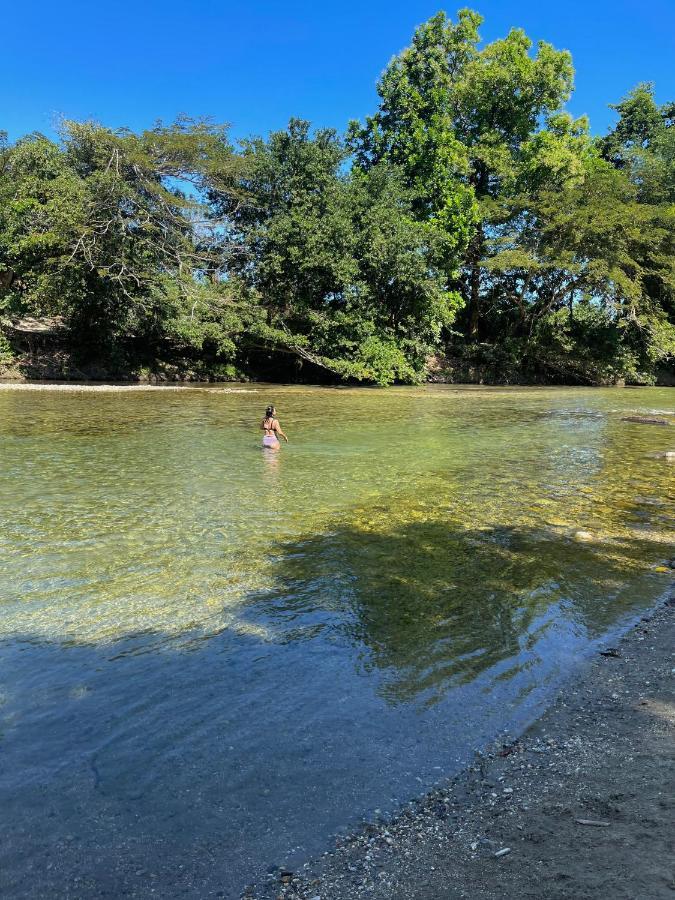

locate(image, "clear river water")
[[0, 384, 673, 898]]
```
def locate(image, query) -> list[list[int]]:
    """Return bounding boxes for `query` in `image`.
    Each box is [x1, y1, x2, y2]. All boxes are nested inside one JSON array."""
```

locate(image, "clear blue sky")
[[3, 0, 674, 145]]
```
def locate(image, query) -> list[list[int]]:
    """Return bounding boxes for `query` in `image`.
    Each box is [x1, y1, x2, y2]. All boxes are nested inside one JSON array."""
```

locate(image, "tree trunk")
[[0, 267, 16, 291], [467, 224, 483, 339]]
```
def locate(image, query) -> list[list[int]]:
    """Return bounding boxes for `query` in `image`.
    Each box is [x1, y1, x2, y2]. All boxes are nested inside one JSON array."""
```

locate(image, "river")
[[0, 384, 673, 898]]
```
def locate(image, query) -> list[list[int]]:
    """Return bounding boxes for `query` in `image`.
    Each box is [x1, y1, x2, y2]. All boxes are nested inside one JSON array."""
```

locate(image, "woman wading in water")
[[261, 406, 288, 450]]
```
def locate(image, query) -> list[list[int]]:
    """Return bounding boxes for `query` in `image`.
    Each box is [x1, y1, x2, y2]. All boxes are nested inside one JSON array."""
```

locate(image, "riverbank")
[[248, 594, 674, 900], [2, 350, 674, 388], [0, 381, 259, 392]]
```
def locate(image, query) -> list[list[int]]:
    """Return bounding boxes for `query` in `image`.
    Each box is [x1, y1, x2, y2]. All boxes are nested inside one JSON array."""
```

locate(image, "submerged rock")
[[573, 530, 594, 542], [621, 415, 671, 426]]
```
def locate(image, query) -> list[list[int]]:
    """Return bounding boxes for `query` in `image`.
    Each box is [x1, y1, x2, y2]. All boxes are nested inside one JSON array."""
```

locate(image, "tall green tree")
[[0, 132, 87, 315], [348, 10, 479, 272], [598, 84, 675, 376], [350, 9, 575, 337]]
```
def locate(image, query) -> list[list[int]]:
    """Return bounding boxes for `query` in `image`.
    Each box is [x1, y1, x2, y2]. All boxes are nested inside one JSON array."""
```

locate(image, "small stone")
[[494, 847, 511, 858]]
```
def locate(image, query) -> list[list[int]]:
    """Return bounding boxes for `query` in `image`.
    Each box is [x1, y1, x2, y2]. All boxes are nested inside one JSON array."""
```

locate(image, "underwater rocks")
[[621, 415, 671, 426]]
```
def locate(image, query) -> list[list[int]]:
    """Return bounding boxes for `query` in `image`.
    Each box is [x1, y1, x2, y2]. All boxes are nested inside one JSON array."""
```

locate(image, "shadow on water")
[[244, 518, 672, 706], [0, 517, 671, 899]]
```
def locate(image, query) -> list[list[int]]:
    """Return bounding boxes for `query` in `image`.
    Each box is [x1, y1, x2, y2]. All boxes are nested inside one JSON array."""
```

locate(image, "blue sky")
[[3, 0, 674, 145]]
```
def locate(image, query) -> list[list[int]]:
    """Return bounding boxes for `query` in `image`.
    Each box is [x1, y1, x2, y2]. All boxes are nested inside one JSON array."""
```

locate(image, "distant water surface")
[[0, 384, 673, 897]]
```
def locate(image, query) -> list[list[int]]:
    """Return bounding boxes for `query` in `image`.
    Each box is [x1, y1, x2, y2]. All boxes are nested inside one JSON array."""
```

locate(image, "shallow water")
[[0, 384, 673, 897]]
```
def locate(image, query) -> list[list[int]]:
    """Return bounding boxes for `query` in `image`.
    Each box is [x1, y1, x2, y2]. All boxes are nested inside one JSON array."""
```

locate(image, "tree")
[[0, 118, 240, 371], [482, 156, 675, 382], [348, 11, 479, 272], [350, 9, 575, 338], [0, 132, 88, 315], [600, 83, 670, 164], [598, 84, 675, 377], [218, 119, 463, 384]]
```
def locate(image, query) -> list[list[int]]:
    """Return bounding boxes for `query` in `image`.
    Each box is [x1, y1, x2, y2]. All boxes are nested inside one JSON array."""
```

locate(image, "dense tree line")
[[1, 10, 673, 384]]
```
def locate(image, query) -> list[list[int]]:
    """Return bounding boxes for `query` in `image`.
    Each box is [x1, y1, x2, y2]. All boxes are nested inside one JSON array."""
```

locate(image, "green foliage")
[[215, 119, 462, 383], [529, 305, 649, 385], [0, 134, 87, 317], [0, 11, 672, 384], [348, 9, 579, 341], [0, 119, 238, 371], [348, 10, 478, 268], [0, 330, 16, 366]]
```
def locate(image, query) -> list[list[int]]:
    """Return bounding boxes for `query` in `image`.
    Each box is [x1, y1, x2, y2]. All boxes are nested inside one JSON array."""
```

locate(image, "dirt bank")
[[248, 596, 674, 900]]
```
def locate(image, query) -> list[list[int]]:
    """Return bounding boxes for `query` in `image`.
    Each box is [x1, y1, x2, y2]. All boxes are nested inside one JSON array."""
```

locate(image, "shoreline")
[[0, 381, 260, 392], [247, 593, 674, 900], [1, 372, 674, 392], [0, 379, 673, 395]]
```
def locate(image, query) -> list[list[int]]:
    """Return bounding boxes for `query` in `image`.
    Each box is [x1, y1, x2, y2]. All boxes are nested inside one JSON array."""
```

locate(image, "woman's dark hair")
[[265, 405, 275, 419]]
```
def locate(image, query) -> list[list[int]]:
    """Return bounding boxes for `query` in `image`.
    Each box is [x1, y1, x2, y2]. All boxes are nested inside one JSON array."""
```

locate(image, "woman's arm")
[[274, 420, 289, 442]]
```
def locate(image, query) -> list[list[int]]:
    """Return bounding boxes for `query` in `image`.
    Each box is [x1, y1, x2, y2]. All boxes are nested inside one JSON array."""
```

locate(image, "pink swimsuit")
[[262, 418, 280, 448]]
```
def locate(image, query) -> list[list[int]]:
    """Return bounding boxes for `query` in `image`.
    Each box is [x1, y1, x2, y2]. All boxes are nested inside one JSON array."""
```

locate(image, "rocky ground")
[[247, 594, 674, 900]]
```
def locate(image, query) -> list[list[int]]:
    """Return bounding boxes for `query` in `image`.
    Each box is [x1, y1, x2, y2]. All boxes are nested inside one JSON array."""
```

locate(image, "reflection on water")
[[0, 385, 673, 898], [259, 521, 670, 706]]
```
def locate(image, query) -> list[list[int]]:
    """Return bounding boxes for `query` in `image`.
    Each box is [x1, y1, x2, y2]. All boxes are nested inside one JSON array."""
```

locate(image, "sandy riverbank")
[[248, 594, 674, 900]]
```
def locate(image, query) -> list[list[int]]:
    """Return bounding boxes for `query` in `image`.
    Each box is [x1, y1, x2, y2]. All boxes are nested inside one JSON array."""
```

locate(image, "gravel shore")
[[247, 594, 674, 900]]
